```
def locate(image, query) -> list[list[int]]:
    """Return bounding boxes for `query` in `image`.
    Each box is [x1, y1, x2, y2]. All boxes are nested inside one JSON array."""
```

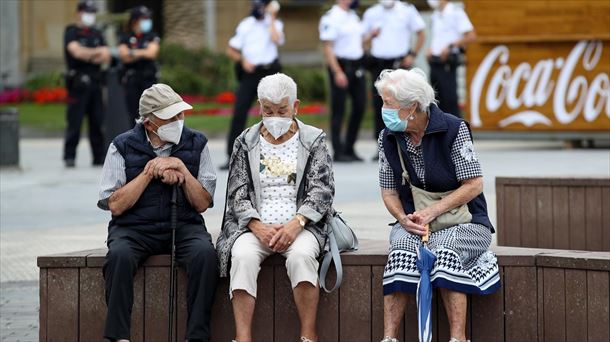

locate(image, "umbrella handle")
[[422, 224, 430, 244]]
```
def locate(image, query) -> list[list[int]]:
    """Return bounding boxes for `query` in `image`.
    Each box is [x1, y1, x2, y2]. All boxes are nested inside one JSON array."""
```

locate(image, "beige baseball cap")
[[138, 83, 193, 120]]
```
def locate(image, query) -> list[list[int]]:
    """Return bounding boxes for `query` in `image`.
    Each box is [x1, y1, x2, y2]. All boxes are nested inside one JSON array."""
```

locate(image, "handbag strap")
[[395, 139, 411, 186], [318, 226, 343, 293]]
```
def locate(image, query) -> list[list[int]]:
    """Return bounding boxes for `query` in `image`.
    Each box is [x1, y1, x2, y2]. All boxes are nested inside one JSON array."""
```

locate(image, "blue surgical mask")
[[382, 107, 407, 132], [139, 19, 152, 33]]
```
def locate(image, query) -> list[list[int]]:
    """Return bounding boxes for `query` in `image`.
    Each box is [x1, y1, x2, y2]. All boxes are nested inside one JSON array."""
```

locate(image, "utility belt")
[[428, 52, 465, 68], [337, 57, 365, 76], [65, 69, 105, 89], [121, 67, 158, 85], [255, 59, 281, 72], [234, 58, 281, 82], [368, 55, 405, 70]]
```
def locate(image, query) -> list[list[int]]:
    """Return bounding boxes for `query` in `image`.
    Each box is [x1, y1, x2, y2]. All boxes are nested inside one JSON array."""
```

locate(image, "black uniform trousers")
[[226, 63, 281, 157], [103, 222, 218, 341], [369, 57, 403, 141], [64, 80, 105, 164], [124, 72, 156, 124], [429, 60, 461, 118], [328, 58, 366, 158]]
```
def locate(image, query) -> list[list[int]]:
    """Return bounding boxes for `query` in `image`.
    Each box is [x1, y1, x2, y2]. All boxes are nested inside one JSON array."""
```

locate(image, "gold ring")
[[288, 241, 292, 245]]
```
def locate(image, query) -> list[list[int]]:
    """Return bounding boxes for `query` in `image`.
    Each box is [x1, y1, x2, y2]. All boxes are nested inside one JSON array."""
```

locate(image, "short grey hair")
[[257, 73, 297, 104], [374, 68, 436, 112], [135, 114, 150, 125]]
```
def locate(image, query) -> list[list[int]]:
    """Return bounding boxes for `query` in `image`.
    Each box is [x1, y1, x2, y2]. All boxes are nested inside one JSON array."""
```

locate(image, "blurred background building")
[[1, 0, 435, 86]]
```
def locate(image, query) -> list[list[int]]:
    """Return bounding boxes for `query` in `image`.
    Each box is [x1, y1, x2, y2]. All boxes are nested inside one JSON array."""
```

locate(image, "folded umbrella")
[[416, 225, 436, 342]]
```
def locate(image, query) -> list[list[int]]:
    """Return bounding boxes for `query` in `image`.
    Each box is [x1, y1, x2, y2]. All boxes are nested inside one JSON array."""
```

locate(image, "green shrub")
[[24, 71, 64, 90], [158, 43, 235, 95], [283, 65, 327, 102]]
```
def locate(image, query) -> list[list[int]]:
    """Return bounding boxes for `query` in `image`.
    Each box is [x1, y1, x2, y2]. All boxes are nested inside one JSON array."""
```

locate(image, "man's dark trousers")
[[429, 61, 461, 118], [103, 222, 218, 341], [64, 80, 106, 164]]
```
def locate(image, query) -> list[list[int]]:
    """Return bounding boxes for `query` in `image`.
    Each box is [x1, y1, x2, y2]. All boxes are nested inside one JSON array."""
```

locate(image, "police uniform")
[[319, 4, 366, 161], [63, 8, 107, 166], [429, 2, 474, 117], [363, 1, 425, 139], [119, 10, 160, 123], [226, 12, 283, 159]]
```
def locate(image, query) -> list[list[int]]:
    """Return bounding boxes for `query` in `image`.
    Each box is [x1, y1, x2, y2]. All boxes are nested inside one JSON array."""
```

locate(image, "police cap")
[[77, 0, 98, 13], [130, 5, 153, 20]]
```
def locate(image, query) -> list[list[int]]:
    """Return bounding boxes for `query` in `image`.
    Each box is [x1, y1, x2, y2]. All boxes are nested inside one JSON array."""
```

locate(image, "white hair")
[[374, 68, 436, 112], [135, 113, 151, 125], [257, 73, 297, 104]]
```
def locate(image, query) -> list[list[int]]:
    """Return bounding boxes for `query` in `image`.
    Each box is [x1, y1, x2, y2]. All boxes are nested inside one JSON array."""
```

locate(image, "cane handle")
[[422, 224, 430, 243]]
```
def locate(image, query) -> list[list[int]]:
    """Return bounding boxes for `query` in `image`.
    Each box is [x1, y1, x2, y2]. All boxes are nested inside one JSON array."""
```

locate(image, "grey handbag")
[[395, 139, 472, 232], [318, 211, 359, 293]]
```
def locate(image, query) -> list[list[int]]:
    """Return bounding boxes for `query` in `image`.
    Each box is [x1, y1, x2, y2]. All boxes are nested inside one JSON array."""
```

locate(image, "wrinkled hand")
[[399, 213, 427, 236], [269, 219, 300, 252], [334, 71, 348, 88], [241, 59, 256, 73], [160, 169, 185, 185], [249, 220, 281, 247], [145, 157, 186, 179]]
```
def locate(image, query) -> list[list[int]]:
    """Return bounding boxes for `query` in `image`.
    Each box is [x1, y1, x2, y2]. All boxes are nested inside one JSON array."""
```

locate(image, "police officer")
[[223, 0, 283, 169], [363, 0, 425, 145], [118, 6, 160, 124], [63, 0, 110, 167], [319, 0, 366, 162], [427, 0, 476, 117]]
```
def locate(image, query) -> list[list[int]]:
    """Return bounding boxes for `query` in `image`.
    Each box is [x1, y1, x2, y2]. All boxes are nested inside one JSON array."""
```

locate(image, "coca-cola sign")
[[469, 40, 610, 130]]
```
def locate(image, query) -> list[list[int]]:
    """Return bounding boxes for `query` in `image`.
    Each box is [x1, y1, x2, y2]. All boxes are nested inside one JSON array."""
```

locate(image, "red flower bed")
[[32, 87, 67, 104]]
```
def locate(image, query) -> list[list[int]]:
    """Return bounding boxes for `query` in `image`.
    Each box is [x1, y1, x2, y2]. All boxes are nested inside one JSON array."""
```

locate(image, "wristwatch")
[[296, 215, 306, 228]]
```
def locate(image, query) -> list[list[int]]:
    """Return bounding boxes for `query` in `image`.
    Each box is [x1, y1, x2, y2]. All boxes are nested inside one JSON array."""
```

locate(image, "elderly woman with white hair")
[[216, 73, 334, 342], [376, 68, 499, 342]]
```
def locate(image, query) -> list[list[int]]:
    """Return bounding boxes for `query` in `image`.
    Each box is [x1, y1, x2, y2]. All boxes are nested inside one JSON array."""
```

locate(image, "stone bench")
[[38, 241, 610, 342], [496, 177, 610, 251]]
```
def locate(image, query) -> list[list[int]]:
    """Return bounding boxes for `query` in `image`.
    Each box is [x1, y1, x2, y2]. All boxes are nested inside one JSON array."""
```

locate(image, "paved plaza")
[[1, 136, 609, 341]]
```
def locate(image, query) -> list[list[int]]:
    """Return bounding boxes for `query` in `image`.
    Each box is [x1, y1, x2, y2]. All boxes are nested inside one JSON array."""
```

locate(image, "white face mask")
[[379, 0, 395, 8], [153, 119, 184, 145], [81, 13, 96, 27], [427, 0, 440, 9], [262, 117, 293, 139]]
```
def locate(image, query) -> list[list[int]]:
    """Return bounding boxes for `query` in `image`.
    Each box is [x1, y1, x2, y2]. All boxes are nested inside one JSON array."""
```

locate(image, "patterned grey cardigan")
[[216, 119, 335, 277]]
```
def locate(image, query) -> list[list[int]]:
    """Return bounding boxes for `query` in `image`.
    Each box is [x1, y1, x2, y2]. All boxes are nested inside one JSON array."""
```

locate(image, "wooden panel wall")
[[465, 0, 610, 42], [497, 178, 610, 251], [39, 247, 610, 342]]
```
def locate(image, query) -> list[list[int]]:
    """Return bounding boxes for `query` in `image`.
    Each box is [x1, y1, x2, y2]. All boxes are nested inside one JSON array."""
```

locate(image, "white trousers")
[[229, 230, 320, 299]]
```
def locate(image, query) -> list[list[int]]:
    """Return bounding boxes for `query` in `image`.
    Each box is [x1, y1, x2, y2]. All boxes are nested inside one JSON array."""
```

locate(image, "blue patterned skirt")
[[383, 223, 500, 295]]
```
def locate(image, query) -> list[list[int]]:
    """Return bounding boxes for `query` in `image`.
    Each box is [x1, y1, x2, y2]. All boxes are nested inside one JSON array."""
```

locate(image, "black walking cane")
[[168, 184, 179, 342]]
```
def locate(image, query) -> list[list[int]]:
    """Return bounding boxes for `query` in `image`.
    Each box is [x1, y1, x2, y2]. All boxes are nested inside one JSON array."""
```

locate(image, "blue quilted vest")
[[110, 123, 207, 228], [380, 104, 494, 232]]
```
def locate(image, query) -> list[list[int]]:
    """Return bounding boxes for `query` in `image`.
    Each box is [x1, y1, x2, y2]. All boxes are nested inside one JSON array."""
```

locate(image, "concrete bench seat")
[[38, 240, 610, 342]]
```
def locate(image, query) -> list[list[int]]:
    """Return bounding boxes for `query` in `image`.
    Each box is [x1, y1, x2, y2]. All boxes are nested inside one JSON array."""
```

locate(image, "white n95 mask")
[[155, 119, 184, 145], [263, 117, 293, 139]]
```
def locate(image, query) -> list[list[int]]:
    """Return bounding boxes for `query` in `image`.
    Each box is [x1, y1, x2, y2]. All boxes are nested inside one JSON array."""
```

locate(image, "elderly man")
[[216, 73, 335, 342], [98, 83, 218, 342]]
